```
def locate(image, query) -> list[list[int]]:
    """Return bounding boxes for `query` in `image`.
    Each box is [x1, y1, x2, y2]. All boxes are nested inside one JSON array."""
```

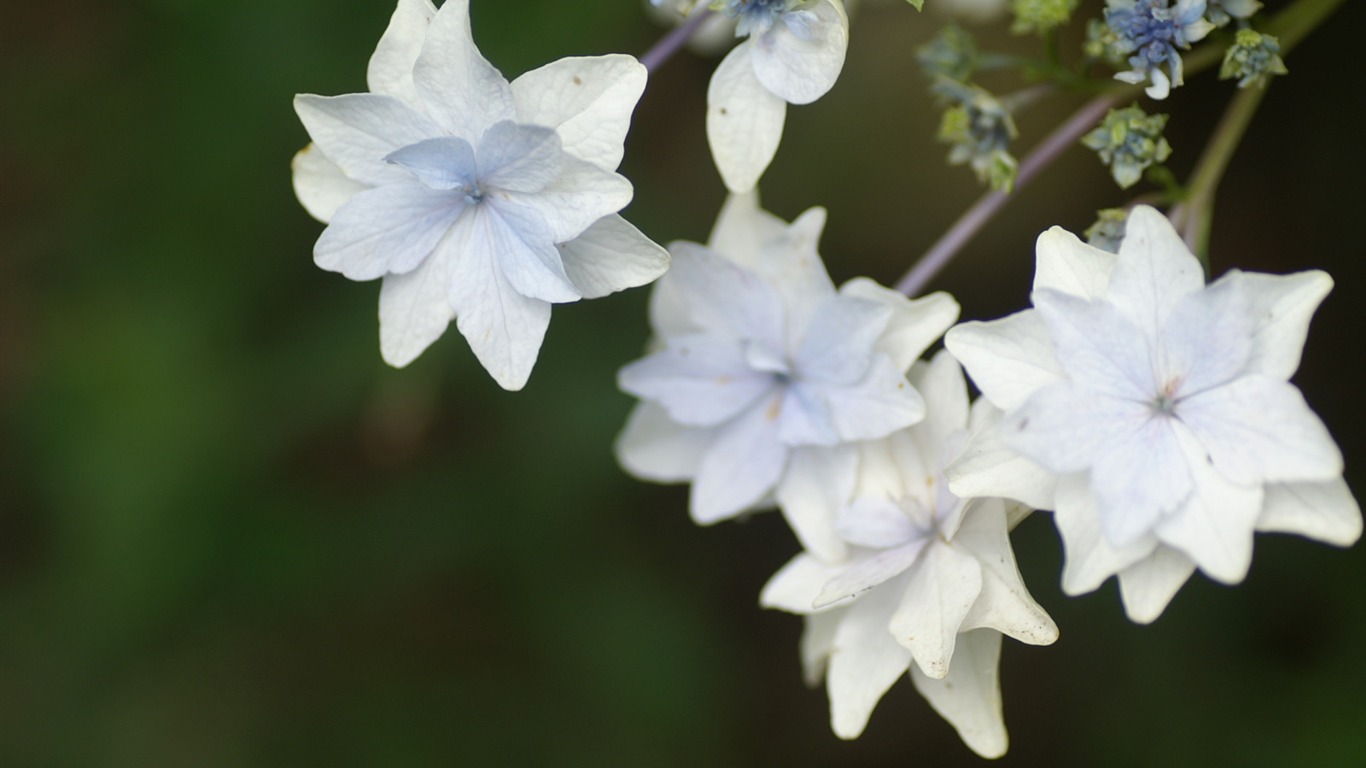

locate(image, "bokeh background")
[[2, 1, 1363, 766]]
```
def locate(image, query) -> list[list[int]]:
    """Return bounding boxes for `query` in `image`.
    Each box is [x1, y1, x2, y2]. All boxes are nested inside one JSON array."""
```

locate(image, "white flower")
[[946, 205, 1361, 622], [706, 0, 850, 192], [615, 192, 958, 560], [292, 0, 668, 389], [761, 352, 1057, 758]]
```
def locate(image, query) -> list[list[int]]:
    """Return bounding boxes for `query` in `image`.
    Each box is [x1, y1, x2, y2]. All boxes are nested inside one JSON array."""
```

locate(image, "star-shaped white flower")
[[706, 0, 849, 192], [761, 352, 1057, 757], [292, 0, 669, 389], [946, 205, 1361, 622], [615, 192, 959, 560]]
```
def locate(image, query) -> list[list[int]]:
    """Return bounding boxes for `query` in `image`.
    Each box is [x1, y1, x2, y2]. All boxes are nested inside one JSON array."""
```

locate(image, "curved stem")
[[640, 10, 715, 74]]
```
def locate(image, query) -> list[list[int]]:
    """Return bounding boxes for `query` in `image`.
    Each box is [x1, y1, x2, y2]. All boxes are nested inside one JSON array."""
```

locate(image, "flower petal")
[[761, 553, 843, 614], [1032, 225, 1117, 300], [557, 214, 669, 299], [377, 239, 456, 368], [1257, 479, 1363, 547], [1054, 474, 1162, 595], [835, 497, 918, 551], [1116, 544, 1196, 624], [291, 143, 369, 223], [476, 122, 563, 193], [800, 611, 842, 686], [444, 210, 552, 390], [1088, 412, 1193, 548], [706, 44, 787, 193], [891, 542, 983, 679], [1002, 380, 1149, 479], [510, 54, 647, 170], [776, 445, 858, 563], [410, 0, 515, 139], [293, 93, 443, 186], [505, 153, 634, 244], [752, 207, 837, 340], [842, 280, 960, 372], [314, 181, 464, 280], [945, 404, 1057, 511], [614, 402, 714, 482], [815, 539, 928, 609], [750, 0, 849, 105], [1032, 289, 1153, 402], [384, 136, 478, 190], [945, 311, 1065, 411], [617, 333, 774, 427], [910, 630, 1008, 760], [1107, 205, 1204, 341], [1224, 269, 1333, 380], [908, 351, 971, 464], [827, 581, 913, 739], [954, 500, 1059, 646], [691, 397, 788, 523], [473, 202, 579, 303], [366, 0, 437, 106], [707, 190, 789, 266], [1157, 274, 1254, 395], [807, 354, 926, 443], [793, 295, 893, 385], [661, 242, 785, 343]]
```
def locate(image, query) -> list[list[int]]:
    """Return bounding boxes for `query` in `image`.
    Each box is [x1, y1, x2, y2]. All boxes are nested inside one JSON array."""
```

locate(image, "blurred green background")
[[1, 1, 1363, 765]]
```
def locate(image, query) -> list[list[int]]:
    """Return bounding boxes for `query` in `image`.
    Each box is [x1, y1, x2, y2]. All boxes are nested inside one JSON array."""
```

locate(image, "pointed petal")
[[776, 445, 858, 563], [461, 203, 578, 303], [444, 211, 552, 390], [410, 0, 515, 139], [1226, 270, 1333, 380], [1002, 380, 1149, 478], [753, 207, 837, 338], [314, 182, 464, 280], [1054, 474, 1161, 595], [1032, 289, 1153, 401], [706, 44, 787, 193], [1108, 205, 1204, 341], [1257, 479, 1362, 547], [827, 582, 913, 739], [945, 311, 1065, 411], [614, 402, 714, 482], [1116, 545, 1196, 624], [1157, 274, 1254, 395], [663, 242, 784, 342], [911, 630, 1008, 760], [945, 401, 1057, 511], [1179, 375, 1343, 486], [366, 0, 437, 105], [1154, 425, 1264, 584], [841, 281, 960, 372], [800, 611, 842, 686], [618, 333, 774, 427], [793, 295, 893, 385], [504, 155, 633, 245], [750, 0, 849, 105], [891, 543, 983, 679], [691, 398, 788, 523], [955, 500, 1059, 645], [384, 136, 478, 190], [476, 122, 563, 193], [707, 190, 789, 264], [835, 497, 918, 550], [510, 54, 647, 170], [816, 540, 928, 609], [292, 143, 369, 223], [557, 215, 668, 299], [808, 355, 926, 443], [378, 239, 456, 368], [293, 93, 443, 186], [1033, 225, 1117, 299], [908, 351, 971, 462], [1086, 410, 1192, 548], [761, 553, 843, 614]]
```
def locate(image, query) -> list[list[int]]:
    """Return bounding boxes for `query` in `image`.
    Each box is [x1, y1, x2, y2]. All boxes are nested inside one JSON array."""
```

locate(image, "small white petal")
[[827, 582, 913, 739], [1144, 67, 1171, 100], [293, 93, 443, 186], [1054, 475, 1162, 595], [911, 630, 1009, 760], [945, 311, 1065, 411], [557, 215, 669, 299], [385, 136, 478, 190], [891, 542, 983, 679], [945, 402, 1057, 511], [835, 497, 919, 550], [1032, 225, 1117, 300], [410, 0, 516, 140], [1178, 375, 1344, 486], [776, 445, 858, 563], [1223, 269, 1334, 380], [614, 402, 714, 482], [378, 240, 456, 368], [839, 281, 960, 373], [908, 351, 971, 464], [815, 540, 928, 609], [1257, 479, 1363, 547], [706, 44, 788, 193], [750, 0, 849, 105], [476, 202, 580, 304], [761, 553, 843, 614], [510, 54, 647, 171], [618, 333, 774, 427], [291, 143, 368, 223], [366, 0, 437, 106], [954, 500, 1059, 645], [800, 611, 842, 686], [691, 397, 788, 523], [1116, 545, 1196, 624], [753, 207, 838, 340], [314, 182, 464, 281], [1107, 205, 1203, 341]]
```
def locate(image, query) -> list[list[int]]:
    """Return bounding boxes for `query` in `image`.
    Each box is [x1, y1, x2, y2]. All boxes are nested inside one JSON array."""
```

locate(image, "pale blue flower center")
[[722, 0, 813, 39]]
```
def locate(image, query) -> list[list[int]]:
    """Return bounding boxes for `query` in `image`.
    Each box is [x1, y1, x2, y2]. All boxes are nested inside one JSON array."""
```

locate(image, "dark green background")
[[2, 1, 1362, 765]]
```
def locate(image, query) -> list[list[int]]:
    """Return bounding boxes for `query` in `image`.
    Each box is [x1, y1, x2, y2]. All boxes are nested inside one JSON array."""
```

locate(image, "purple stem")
[[894, 93, 1120, 297], [640, 10, 716, 74]]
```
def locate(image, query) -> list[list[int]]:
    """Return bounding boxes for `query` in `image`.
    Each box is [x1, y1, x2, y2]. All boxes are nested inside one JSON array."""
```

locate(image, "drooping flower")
[[761, 352, 1057, 757], [1104, 0, 1215, 99], [292, 0, 668, 389], [615, 193, 959, 560], [945, 206, 1361, 622], [706, 0, 850, 192]]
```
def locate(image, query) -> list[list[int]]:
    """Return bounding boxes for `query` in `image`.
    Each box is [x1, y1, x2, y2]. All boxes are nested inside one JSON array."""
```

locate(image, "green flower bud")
[[1082, 104, 1173, 190]]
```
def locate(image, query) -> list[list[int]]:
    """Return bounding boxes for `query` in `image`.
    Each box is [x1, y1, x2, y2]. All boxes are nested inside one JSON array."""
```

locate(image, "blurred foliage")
[[0, 1, 1363, 766]]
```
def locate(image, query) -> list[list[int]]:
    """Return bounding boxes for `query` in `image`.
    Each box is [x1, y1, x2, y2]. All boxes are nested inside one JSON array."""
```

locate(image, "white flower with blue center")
[[706, 0, 850, 192], [945, 206, 1361, 622], [615, 193, 958, 560], [1105, 0, 1216, 99], [292, 0, 668, 389], [761, 352, 1058, 757]]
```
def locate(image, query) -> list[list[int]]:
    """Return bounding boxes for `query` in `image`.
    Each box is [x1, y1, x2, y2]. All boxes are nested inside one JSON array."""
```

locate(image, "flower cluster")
[[1104, 0, 1215, 99], [1220, 28, 1288, 89], [1081, 104, 1173, 189]]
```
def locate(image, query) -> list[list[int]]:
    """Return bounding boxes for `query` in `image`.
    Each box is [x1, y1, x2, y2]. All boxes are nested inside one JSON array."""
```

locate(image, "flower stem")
[[640, 10, 715, 74], [894, 93, 1119, 297]]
